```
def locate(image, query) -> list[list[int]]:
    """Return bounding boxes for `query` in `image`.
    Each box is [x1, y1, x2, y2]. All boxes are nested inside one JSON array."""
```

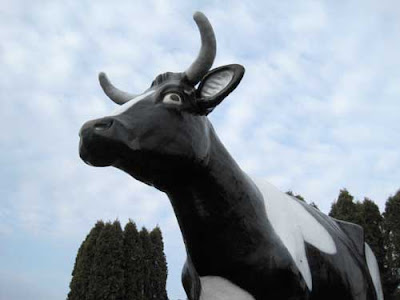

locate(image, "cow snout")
[[93, 118, 114, 131], [79, 117, 114, 137], [79, 117, 123, 167]]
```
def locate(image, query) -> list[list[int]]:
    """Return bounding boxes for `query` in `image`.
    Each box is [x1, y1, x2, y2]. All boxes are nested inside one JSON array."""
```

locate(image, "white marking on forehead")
[[109, 90, 154, 116], [200, 276, 255, 300], [254, 179, 337, 291]]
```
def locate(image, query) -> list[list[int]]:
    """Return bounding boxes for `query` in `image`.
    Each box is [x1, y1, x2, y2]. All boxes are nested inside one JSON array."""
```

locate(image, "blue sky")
[[1, 1, 399, 299]]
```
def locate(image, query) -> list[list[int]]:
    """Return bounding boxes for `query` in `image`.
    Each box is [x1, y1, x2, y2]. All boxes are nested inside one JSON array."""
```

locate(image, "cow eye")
[[162, 93, 182, 105]]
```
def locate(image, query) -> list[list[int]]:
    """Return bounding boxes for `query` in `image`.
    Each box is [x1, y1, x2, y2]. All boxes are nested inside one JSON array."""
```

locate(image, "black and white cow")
[[79, 12, 384, 300]]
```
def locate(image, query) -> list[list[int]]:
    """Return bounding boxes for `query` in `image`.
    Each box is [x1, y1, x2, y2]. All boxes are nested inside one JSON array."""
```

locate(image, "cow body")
[[78, 11, 383, 300], [165, 131, 381, 300], [181, 183, 383, 300]]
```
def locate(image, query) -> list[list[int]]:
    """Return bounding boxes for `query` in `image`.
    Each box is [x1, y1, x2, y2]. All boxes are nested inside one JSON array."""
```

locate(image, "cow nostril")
[[94, 119, 114, 131]]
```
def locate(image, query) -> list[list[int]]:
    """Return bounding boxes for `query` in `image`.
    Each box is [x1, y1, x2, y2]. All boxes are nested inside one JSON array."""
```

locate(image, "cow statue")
[[79, 11, 384, 300]]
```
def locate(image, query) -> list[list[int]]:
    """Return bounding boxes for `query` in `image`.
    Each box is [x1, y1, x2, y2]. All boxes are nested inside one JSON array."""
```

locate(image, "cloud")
[[0, 271, 60, 300], [1, 1, 400, 299]]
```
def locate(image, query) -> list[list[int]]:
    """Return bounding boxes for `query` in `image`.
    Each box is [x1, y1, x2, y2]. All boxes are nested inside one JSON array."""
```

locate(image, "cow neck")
[[166, 132, 271, 263]]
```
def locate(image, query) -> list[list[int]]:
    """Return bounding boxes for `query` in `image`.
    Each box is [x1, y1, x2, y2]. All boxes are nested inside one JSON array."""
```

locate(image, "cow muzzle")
[[79, 117, 124, 167]]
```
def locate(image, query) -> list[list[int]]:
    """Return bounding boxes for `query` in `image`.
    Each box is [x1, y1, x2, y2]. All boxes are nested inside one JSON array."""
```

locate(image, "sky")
[[1, 1, 399, 299]]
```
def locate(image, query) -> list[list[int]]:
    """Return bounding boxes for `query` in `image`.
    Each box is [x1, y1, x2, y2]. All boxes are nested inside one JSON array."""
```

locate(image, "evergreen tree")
[[383, 190, 400, 297], [149, 227, 168, 300], [124, 220, 143, 300], [68, 220, 104, 300], [329, 189, 362, 224], [88, 221, 125, 300], [68, 220, 169, 300], [140, 227, 152, 300]]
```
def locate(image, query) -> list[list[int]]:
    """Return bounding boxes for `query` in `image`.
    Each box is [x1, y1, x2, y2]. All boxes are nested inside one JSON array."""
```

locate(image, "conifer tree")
[[68, 220, 169, 300], [88, 221, 125, 300], [68, 220, 104, 300], [124, 220, 143, 300], [140, 227, 152, 299], [329, 189, 362, 224], [149, 227, 168, 300], [383, 190, 400, 297]]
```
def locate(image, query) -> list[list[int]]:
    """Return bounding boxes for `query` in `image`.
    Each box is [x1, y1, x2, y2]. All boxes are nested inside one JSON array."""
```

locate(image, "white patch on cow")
[[200, 276, 255, 300], [200, 70, 233, 98], [254, 180, 337, 291], [365, 243, 384, 300], [109, 90, 154, 116]]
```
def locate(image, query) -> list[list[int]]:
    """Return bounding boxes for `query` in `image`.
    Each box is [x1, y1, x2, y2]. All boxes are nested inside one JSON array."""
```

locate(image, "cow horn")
[[98, 72, 137, 105], [184, 12, 216, 85]]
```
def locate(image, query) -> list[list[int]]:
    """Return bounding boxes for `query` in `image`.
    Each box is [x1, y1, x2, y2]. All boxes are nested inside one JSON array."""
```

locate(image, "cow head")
[[79, 12, 244, 190]]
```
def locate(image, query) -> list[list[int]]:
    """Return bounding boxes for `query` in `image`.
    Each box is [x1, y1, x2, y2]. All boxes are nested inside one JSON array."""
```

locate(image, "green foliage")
[[149, 227, 168, 300], [329, 189, 362, 224], [140, 227, 153, 299], [68, 220, 104, 300], [124, 220, 143, 300], [88, 220, 125, 300], [383, 190, 400, 297], [68, 220, 169, 300]]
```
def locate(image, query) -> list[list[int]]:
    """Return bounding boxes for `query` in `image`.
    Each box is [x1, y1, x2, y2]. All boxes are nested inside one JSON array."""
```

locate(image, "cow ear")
[[196, 64, 245, 114]]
